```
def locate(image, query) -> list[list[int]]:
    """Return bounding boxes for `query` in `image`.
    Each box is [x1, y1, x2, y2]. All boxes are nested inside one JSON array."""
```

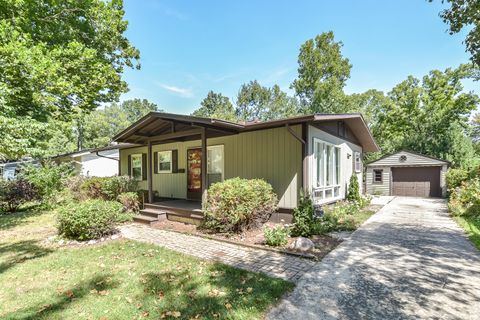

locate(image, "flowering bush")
[[448, 178, 480, 217], [0, 179, 37, 212], [203, 178, 278, 233], [263, 225, 290, 246]]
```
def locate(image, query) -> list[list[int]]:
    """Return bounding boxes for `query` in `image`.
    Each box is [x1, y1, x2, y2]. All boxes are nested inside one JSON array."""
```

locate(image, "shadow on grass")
[[141, 263, 291, 319], [6, 274, 119, 320], [0, 203, 46, 231], [0, 240, 54, 274]]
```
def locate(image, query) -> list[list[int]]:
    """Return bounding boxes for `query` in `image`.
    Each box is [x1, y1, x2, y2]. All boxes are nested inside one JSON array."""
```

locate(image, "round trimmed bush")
[[203, 178, 278, 233], [56, 199, 129, 240]]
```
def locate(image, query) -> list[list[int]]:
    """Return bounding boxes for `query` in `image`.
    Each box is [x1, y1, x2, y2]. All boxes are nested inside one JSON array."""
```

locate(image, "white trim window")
[[131, 154, 143, 181], [157, 151, 172, 173], [312, 138, 341, 203], [207, 145, 224, 181], [354, 152, 362, 173]]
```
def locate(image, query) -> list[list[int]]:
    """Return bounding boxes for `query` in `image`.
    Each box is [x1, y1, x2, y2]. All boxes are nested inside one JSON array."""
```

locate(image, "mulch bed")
[[151, 220, 341, 260]]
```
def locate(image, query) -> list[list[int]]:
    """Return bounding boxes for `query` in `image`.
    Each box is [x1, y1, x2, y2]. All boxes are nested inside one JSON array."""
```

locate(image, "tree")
[[81, 99, 158, 149], [291, 31, 352, 114], [0, 0, 139, 159], [192, 91, 237, 121], [236, 81, 298, 121], [432, 0, 480, 67], [371, 64, 479, 166]]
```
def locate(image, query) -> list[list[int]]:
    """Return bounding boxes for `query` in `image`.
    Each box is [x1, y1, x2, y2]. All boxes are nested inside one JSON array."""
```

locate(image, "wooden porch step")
[[139, 208, 167, 218], [133, 214, 158, 225], [166, 212, 203, 226]]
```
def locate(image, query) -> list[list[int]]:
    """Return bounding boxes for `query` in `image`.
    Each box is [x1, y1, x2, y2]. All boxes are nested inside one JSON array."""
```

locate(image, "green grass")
[[0, 206, 293, 319], [454, 215, 480, 250]]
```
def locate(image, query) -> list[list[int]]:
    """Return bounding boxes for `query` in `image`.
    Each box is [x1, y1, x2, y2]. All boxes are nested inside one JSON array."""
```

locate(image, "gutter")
[[95, 151, 119, 162]]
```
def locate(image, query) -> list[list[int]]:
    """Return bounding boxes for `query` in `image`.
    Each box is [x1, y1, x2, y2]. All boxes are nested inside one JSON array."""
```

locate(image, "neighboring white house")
[[366, 150, 449, 198], [54, 149, 120, 177]]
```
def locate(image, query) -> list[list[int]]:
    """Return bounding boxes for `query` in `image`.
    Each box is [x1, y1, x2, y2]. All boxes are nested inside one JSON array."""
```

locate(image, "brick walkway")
[[120, 224, 315, 282]]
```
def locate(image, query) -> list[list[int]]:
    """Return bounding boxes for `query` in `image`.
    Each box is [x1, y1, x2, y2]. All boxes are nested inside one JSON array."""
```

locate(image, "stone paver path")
[[268, 197, 480, 320], [120, 224, 315, 282]]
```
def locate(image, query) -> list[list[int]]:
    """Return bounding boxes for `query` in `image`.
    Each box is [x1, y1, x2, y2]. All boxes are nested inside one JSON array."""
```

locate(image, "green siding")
[[119, 125, 303, 208]]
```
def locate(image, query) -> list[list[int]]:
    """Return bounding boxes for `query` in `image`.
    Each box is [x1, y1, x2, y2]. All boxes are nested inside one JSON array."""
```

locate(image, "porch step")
[[133, 214, 158, 225], [166, 211, 203, 226], [139, 208, 167, 218]]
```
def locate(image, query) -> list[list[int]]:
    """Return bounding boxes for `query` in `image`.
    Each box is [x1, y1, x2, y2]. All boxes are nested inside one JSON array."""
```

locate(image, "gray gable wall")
[[367, 151, 448, 167]]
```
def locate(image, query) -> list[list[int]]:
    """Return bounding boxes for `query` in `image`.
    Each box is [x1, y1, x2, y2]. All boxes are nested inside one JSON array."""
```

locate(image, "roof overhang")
[[112, 112, 379, 152]]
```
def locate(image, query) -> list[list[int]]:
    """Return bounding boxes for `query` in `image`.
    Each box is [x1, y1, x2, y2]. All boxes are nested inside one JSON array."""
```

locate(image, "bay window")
[[312, 139, 341, 203]]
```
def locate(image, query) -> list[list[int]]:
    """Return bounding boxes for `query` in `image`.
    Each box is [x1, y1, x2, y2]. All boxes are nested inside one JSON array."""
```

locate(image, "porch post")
[[201, 127, 207, 203], [147, 141, 153, 203], [302, 123, 309, 193]]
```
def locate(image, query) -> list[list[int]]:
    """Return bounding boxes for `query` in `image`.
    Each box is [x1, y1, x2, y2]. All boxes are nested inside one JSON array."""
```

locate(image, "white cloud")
[[156, 82, 193, 98]]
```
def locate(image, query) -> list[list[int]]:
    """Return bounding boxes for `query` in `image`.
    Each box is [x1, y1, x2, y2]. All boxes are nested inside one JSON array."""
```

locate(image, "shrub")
[[20, 161, 74, 201], [62, 176, 88, 201], [0, 179, 37, 212], [291, 193, 319, 237], [347, 174, 361, 202], [446, 168, 469, 192], [321, 201, 361, 232], [81, 176, 138, 200], [448, 178, 480, 217], [56, 199, 131, 240], [203, 178, 278, 233], [263, 225, 290, 246], [117, 192, 140, 213]]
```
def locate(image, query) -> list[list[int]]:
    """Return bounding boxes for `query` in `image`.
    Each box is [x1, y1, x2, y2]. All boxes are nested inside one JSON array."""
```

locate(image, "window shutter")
[[172, 150, 178, 173], [154, 152, 158, 174], [142, 153, 147, 180], [127, 155, 132, 176]]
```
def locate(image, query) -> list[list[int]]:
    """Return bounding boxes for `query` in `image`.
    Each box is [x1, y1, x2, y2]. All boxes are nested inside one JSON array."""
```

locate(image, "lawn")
[[0, 206, 293, 319], [454, 215, 480, 250]]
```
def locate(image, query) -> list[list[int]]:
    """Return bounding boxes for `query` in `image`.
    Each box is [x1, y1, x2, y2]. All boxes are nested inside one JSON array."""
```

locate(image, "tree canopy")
[[192, 91, 237, 122], [0, 0, 139, 160], [291, 31, 352, 114], [236, 81, 298, 121], [433, 0, 480, 67]]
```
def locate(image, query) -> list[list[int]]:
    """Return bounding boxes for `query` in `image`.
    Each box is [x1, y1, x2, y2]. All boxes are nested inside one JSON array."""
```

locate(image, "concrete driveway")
[[268, 197, 480, 320]]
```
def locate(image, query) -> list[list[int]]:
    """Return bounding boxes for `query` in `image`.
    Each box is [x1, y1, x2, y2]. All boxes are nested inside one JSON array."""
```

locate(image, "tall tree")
[[236, 81, 298, 121], [291, 31, 352, 114], [432, 0, 480, 66], [192, 91, 237, 121], [0, 0, 139, 159], [372, 64, 479, 166], [81, 99, 158, 149]]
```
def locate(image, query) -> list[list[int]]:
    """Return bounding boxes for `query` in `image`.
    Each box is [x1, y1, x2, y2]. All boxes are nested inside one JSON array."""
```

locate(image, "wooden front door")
[[187, 148, 202, 200]]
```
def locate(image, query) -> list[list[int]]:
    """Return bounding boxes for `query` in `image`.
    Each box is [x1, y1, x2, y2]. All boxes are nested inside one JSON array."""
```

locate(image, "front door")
[[187, 148, 202, 200]]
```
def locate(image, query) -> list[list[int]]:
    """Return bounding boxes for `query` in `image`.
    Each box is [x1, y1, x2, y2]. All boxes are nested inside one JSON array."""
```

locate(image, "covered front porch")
[[112, 113, 244, 224]]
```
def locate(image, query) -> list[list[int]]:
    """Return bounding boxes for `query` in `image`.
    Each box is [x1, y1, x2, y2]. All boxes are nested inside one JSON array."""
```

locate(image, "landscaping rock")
[[289, 237, 315, 252], [111, 234, 120, 240], [58, 239, 65, 246], [88, 240, 97, 245]]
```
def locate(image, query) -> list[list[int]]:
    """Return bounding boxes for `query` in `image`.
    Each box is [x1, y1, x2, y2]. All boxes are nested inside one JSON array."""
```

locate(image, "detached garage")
[[366, 151, 449, 198]]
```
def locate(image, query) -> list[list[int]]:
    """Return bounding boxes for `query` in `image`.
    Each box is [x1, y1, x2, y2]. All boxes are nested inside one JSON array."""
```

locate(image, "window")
[[373, 169, 383, 183], [354, 152, 362, 173], [157, 151, 172, 173], [131, 154, 143, 180], [312, 139, 341, 203], [207, 145, 224, 186]]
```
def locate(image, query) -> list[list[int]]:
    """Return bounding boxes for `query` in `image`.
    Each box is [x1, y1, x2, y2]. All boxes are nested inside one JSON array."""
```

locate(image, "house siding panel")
[[365, 167, 391, 196], [119, 125, 303, 208]]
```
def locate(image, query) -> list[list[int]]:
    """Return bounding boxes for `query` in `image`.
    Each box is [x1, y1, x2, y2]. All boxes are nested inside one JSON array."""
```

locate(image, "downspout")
[[285, 124, 309, 197]]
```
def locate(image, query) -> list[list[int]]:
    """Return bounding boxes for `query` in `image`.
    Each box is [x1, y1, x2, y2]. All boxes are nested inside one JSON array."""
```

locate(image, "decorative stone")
[[58, 239, 65, 246], [88, 240, 97, 245], [289, 237, 315, 252], [111, 234, 119, 240], [100, 237, 105, 242]]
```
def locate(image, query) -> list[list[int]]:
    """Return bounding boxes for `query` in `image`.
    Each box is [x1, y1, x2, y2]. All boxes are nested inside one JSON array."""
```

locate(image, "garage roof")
[[367, 150, 449, 167]]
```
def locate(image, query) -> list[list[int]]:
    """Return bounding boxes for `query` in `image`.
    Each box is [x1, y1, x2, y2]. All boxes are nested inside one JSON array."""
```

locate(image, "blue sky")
[[120, 0, 477, 114]]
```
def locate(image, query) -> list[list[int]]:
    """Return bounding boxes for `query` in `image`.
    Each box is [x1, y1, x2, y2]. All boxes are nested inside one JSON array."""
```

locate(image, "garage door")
[[392, 167, 441, 197]]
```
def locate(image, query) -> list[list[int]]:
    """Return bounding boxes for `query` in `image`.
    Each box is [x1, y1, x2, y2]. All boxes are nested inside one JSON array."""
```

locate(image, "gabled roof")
[[112, 112, 379, 152], [366, 150, 449, 167]]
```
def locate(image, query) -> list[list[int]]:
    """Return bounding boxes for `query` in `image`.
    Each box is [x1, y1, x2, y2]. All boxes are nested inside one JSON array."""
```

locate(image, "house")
[[0, 159, 39, 180], [53, 148, 120, 177], [365, 150, 449, 198], [112, 112, 378, 224]]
